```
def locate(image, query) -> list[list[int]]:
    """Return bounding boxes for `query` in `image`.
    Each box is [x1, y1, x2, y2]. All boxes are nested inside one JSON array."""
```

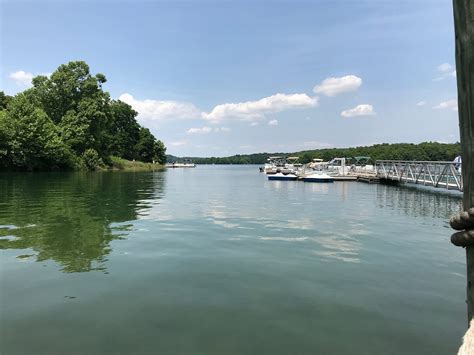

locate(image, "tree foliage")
[[1, 94, 73, 170], [169, 142, 461, 165], [0, 92, 12, 110], [107, 100, 140, 160], [0, 61, 166, 171]]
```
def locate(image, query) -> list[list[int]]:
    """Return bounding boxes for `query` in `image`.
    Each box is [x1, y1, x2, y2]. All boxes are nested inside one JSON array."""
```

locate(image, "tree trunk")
[[453, 0, 474, 322]]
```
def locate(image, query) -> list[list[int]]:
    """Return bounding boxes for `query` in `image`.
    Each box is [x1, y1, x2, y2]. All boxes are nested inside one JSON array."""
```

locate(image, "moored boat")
[[268, 173, 298, 181], [302, 172, 334, 183], [264, 156, 302, 175]]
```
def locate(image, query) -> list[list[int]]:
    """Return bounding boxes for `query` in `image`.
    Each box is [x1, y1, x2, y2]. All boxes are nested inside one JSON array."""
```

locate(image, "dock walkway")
[[374, 160, 462, 191]]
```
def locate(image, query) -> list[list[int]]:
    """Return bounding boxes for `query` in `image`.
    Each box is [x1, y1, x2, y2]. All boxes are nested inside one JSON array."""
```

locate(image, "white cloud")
[[434, 63, 456, 81], [313, 75, 362, 97], [169, 140, 188, 147], [187, 126, 231, 134], [119, 93, 201, 123], [438, 63, 453, 73], [187, 126, 213, 134], [9, 70, 34, 86], [268, 119, 278, 126], [202, 93, 318, 122], [250, 122, 259, 127], [341, 104, 376, 117], [433, 99, 458, 111], [416, 101, 426, 106]]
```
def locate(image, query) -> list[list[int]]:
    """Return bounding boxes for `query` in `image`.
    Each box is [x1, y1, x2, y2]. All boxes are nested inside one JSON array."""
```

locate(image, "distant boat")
[[268, 172, 298, 181], [302, 172, 334, 183], [165, 160, 196, 168]]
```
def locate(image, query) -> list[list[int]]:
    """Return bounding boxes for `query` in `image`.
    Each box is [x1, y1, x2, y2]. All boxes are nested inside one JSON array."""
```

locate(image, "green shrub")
[[82, 149, 101, 171]]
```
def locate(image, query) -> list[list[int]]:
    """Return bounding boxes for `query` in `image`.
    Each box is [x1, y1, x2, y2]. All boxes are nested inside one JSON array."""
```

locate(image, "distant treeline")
[[168, 142, 461, 165], [0, 61, 166, 171]]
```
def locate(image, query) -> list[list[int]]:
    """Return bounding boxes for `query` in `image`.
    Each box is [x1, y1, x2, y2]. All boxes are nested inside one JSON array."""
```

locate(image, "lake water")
[[0, 165, 467, 354]]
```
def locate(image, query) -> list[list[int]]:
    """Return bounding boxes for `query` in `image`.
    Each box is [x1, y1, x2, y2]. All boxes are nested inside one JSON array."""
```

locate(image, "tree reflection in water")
[[0, 172, 165, 272]]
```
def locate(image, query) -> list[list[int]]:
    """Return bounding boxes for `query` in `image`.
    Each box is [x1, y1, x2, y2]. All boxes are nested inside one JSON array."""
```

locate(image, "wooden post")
[[453, 0, 474, 322]]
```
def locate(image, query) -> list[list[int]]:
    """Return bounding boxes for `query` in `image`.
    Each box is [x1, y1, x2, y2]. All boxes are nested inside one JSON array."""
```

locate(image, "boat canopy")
[[353, 156, 371, 165]]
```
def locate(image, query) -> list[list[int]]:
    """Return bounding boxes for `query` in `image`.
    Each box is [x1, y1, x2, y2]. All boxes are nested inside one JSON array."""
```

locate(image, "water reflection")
[[0, 172, 164, 272], [311, 229, 363, 264], [375, 184, 462, 219]]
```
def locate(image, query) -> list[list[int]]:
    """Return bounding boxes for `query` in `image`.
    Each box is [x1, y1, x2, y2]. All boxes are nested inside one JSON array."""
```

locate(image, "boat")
[[308, 158, 327, 169], [264, 156, 286, 174], [263, 156, 302, 175], [268, 172, 298, 181], [165, 159, 196, 168], [302, 172, 334, 183]]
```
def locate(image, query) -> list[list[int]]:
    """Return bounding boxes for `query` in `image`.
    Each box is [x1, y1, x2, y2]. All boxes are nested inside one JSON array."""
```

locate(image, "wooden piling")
[[453, 0, 474, 322]]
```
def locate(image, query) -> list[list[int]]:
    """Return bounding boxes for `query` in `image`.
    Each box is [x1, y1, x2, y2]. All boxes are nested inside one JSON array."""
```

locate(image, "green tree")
[[31, 61, 108, 124], [29, 61, 111, 159], [107, 100, 140, 160], [300, 152, 314, 164], [82, 148, 101, 171], [0, 111, 10, 168], [0, 91, 12, 110], [135, 127, 156, 163], [0, 61, 166, 171], [59, 98, 110, 155], [153, 139, 167, 164], [2, 94, 73, 170]]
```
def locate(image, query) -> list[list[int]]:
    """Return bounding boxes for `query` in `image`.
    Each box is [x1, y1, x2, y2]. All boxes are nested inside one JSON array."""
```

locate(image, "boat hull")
[[302, 173, 334, 183], [268, 175, 297, 181], [303, 177, 334, 183]]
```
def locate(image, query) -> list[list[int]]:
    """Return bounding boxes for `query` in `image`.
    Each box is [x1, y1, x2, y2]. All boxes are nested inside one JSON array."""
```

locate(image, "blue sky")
[[1, 0, 459, 156]]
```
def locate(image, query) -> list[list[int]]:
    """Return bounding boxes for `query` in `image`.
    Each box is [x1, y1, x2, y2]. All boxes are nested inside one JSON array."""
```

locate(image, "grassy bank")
[[104, 156, 165, 171]]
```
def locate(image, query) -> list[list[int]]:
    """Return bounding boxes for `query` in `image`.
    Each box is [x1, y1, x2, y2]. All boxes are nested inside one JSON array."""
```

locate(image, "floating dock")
[[332, 175, 358, 181], [356, 174, 380, 184]]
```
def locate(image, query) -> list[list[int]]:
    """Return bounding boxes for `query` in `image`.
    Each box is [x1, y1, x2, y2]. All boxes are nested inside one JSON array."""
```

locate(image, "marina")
[[261, 156, 463, 192]]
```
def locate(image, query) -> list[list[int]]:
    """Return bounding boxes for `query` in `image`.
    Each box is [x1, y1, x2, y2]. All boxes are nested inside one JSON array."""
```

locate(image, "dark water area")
[[0, 166, 466, 354]]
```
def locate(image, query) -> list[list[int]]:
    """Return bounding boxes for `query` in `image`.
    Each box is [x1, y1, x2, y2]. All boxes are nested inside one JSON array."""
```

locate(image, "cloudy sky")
[[1, 0, 459, 156]]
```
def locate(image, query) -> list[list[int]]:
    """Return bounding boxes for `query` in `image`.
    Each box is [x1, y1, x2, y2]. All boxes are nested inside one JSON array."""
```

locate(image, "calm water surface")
[[0, 165, 467, 354]]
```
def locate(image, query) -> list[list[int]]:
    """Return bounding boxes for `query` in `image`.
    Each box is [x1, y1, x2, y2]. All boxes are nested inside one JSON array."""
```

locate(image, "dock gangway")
[[375, 160, 463, 191]]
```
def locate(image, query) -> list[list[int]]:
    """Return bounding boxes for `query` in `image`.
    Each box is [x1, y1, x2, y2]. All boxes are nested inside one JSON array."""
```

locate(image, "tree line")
[[168, 142, 461, 165], [0, 61, 166, 171]]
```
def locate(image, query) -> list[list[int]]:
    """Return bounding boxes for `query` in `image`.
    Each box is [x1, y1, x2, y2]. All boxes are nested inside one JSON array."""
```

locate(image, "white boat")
[[264, 156, 302, 175], [264, 156, 285, 174], [308, 158, 327, 169], [302, 172, 334, 183], [166, 162, 196, 168]]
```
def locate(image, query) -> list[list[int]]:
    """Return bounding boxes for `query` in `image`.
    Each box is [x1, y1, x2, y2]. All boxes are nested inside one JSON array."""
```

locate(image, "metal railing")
[[375, 160, 463, 191]]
